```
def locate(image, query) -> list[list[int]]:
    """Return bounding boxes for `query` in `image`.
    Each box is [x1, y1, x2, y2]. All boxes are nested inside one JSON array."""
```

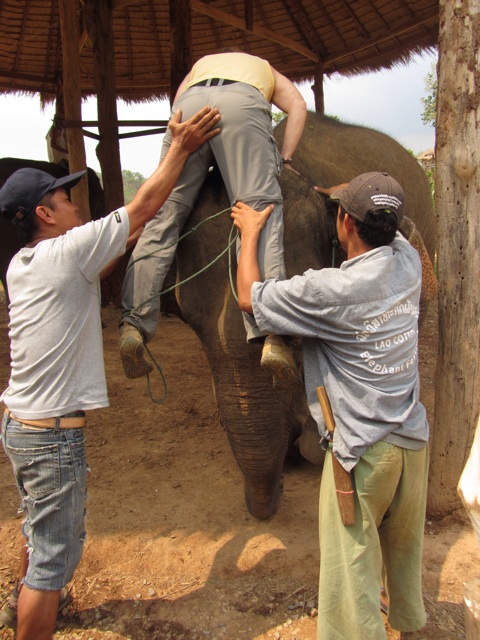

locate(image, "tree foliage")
[[122, 169, 146, 203], [421, 62, 437, 127], [272, 110, 286, 126]]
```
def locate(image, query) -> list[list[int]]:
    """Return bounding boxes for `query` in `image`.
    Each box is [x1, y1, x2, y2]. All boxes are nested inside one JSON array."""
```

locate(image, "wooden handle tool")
[[316, 386, 356, 526]]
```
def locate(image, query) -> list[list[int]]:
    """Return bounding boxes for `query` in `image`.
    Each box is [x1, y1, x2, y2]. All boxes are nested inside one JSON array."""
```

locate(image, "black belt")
[[192, 78, 237, 87]]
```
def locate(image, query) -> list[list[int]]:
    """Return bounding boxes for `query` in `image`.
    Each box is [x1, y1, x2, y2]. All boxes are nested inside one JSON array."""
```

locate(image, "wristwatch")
[[282, 158, 293, 164]]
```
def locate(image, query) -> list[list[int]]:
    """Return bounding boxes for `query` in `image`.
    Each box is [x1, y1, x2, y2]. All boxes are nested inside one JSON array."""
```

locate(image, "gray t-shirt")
[[251, 233, 429, 471], [1, 207, 130, 419]]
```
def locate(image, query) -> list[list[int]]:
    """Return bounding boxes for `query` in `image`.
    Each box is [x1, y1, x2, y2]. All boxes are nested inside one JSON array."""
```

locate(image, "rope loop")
[[144, 343, 168, 405], [124, 206, 237, 404]]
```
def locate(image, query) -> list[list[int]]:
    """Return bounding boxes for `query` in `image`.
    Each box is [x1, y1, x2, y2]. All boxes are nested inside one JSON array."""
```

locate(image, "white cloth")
[[458, 414, 480, 545]]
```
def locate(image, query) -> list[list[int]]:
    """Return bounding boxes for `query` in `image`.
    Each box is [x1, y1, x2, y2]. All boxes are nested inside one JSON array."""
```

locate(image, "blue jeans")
[[1, 413, 88, 590]]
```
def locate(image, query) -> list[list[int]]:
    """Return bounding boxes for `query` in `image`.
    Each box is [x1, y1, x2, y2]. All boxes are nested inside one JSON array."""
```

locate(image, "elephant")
[[170, 112, 437, 520], [0, 158, 105, 305], [0, 115, 437, 521]]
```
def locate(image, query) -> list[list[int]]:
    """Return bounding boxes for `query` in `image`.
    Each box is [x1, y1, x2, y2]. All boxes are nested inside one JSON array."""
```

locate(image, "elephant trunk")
[[209, 347, 294, 520]]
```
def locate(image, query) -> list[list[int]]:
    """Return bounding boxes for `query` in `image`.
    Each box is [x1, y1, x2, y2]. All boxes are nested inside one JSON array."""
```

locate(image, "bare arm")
[[270, 68, 307, 161], [230, 202, 273, 313], [125, 106, 220, 234]]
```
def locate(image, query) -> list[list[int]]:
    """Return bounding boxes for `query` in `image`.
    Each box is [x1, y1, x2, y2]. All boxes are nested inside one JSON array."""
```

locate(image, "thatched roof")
[[0, 0, 438, 103]]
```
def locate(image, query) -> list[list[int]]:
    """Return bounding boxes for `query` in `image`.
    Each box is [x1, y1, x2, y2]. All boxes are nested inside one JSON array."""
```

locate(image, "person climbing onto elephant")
[[231, 172, 429, 640], [0, 105, 220, 640], [119, 49, 307, 387]]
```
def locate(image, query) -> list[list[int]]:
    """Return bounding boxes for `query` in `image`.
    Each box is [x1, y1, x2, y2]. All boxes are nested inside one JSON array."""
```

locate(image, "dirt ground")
[[0, 289, 478, 640]]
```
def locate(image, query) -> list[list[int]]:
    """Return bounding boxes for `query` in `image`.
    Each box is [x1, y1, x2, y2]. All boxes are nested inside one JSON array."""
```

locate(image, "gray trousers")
[[121, 82, 286, 342]]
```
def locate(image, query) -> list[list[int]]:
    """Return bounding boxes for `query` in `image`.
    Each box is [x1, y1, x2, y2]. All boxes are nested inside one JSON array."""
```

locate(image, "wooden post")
[[244, 0, 253, 31], [84, 0, 124, 213], [58, 0, 90, 221], [169, 0, 192, 104], [312, 60, 325, 114], [428, 0, 480, 515]]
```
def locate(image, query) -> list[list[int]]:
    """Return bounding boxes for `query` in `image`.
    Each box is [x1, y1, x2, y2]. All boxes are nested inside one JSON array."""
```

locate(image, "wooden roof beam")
[[169, 0, 192, 99], [244, 0, 253, 31], [255, 2, 288, 65], [0, 69, 56, 88], [44, 2, 57, 89], [314, 1, 350, 49], [280, 0, 329, 57], [344, 0, 417, 56], [336, 0, 371, 38], [124, 7, 134, 83], [191, 0, 319, 62], [324, 13, 438, 65], [357, 0, 417, 24], [112, 0, 144, 10], [147, 0, 164, 73], [14, 3, 29, 75]]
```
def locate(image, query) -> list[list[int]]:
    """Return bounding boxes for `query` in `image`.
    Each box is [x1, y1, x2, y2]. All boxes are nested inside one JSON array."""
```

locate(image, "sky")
[[0, 51, 437, 179]]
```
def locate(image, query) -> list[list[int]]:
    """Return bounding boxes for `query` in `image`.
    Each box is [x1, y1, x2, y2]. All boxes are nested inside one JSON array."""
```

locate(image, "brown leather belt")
[[4, 409, 86, 429]]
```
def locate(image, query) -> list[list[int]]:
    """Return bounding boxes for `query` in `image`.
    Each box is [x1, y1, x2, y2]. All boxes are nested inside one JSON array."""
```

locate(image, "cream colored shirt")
[[186, 52, 275, 101]]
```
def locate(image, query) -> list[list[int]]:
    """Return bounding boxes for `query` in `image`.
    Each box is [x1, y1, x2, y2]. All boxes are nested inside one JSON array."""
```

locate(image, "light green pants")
[[317, 440, 429, 640]]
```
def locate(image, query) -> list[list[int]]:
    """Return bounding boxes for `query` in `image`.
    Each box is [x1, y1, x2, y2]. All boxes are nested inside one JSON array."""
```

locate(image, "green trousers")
[[317, 440, 429, 640]]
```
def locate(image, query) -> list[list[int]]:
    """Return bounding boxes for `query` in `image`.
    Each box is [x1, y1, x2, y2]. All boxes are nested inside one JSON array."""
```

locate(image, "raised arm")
[[125, 106, 220, 234], [231, 202, 273, 313], [270, 68, 307, 161]]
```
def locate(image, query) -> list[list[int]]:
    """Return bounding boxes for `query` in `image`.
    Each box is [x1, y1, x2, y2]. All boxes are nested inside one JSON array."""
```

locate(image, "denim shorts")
[[1, 413, 88, 590]]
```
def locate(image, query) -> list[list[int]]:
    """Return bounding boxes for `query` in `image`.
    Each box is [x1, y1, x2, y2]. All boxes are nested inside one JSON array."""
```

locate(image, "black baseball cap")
[[329, 172, 405, 225], [0, 168, 87, 223]]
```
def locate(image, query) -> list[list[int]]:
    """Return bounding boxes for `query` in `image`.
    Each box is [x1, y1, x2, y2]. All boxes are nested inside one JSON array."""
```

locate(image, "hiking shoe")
[[261, 336, 302, 388], [119, 323, 153, 379], [0, 584, 72, 630]]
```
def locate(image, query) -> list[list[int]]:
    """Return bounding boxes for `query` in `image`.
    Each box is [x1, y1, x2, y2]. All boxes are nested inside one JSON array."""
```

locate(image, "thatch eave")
[[0, 0, 439, 104]]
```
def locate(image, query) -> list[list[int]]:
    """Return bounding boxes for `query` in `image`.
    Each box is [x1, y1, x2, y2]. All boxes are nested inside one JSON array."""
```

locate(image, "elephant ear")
[[400, 215, 438, 325]]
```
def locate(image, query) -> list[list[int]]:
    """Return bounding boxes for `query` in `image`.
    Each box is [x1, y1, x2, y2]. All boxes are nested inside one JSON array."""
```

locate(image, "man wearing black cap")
[[0, 105, 220, 640], [231, 172, 429, 639]]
